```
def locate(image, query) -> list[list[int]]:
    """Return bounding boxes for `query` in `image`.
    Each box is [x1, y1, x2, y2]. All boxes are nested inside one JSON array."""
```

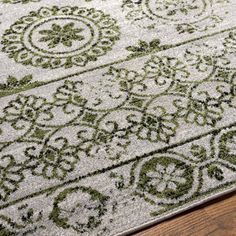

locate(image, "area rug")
[[0, 0, 236, 235]]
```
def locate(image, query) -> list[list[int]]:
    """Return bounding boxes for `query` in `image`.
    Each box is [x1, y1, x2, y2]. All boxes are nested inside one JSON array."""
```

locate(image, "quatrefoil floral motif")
[[4, 95, 52, 123], [26, 142, 79, 180]]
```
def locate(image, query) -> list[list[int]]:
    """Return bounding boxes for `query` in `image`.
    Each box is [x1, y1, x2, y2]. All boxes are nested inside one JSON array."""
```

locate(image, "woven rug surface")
[[0, 0, 236, 235]]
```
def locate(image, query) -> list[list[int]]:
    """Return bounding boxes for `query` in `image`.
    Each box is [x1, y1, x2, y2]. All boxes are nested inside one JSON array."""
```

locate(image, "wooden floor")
[[133, 192, 236, 236]]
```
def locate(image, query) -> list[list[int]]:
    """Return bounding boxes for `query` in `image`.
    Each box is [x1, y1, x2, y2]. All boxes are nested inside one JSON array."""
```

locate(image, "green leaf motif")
[[190, 144, 207, 161], [126, 39, 170, 58], [0, 224, 15, 236], [208, 165, 224, 181], [0, 75, 33, 90]]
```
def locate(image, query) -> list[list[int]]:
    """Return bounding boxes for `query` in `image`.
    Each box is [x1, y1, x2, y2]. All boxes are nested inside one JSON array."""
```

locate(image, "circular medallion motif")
[[133, 154, 199, 204], [2, 6, 120, 68], [122, 0, 211, 29], [143, 0, 207, 21], [50, 186, 108, 233]]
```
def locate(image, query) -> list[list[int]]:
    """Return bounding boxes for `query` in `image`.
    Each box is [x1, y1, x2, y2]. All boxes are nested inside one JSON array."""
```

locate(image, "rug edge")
[[116, 184, 236, 236]]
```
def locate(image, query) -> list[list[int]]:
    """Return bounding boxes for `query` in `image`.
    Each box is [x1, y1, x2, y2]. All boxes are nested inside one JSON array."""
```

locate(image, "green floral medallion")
[[1, 6, 120, 68], [133, 154, 196, 204], [122, 0, 226, 33]]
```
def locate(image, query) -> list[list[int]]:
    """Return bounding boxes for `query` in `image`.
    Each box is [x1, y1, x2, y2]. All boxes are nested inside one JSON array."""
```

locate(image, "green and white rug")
[[0, 0, 236, 235]]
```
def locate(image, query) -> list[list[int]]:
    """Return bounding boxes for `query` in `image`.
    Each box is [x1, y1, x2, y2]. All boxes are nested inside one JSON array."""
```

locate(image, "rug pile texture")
[[0, 0, 236, 235]]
